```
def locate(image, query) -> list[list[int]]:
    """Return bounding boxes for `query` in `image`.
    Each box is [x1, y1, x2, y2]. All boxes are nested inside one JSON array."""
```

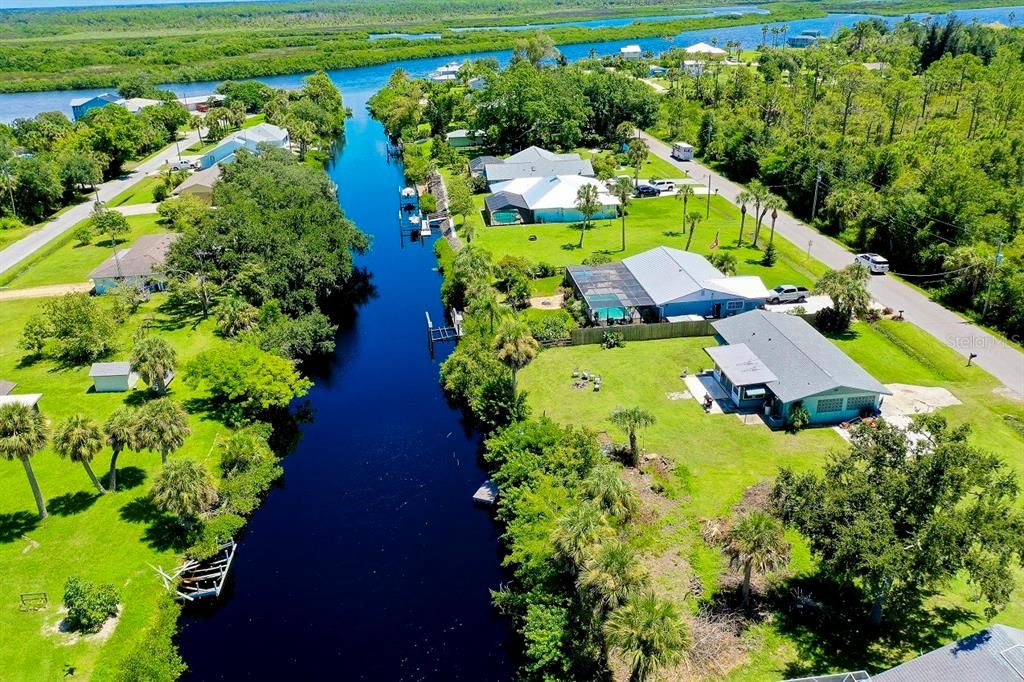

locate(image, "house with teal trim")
[[70, 93, 121, 121], [486, 175, 618, 225], [199, 123, 290, 169], [708, 310, 890, 426]]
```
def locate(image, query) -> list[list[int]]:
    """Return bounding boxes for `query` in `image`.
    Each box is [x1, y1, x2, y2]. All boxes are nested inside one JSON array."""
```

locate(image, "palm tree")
[[626, 138, 649, 185], [610, 177, 634, 251], [103, 406, 138, 492], [190, 114, 205, 145], [461, 221, 477, 245], [135, 398, 191, 465], [575, 183, 601, 248], [610, 407, 656, 467], [0, 403, 49, 519], [53, 414, 106, 493], [726, 510, 790, 608], [584, 463, 639, 520], [814, 264, 872, 329], [468, 287, 505, 334], [552, 502, 613, 565], [130, 336, 176, 395], [579, 539, 649, 612], [492, 318, 539, 394], [684, 211, 703, 251], [735, 190, 754, 245], [604, 592, 688, 682], [761, 25, 769, 47], [747, 180, 771, 247], [285, 116, 317, 160], [150, 458, 218, 525], [766, 195, 786, 246], [675, 183, 694, 237], [214, 296, 259, 337]]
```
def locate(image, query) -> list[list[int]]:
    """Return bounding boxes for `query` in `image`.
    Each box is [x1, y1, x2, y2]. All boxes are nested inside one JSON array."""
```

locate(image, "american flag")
[[709, 231, 720, 250]]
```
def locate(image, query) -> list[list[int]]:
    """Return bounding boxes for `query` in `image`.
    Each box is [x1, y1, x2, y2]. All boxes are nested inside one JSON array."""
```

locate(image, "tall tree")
[[726, 510, 789, 608], [813, 263, 871, 330], [53, 414, 107, 494], [0, 403, 49, 518], [604, 592, 688, 682], [135, 398, 190, 465], [773, 415, 1024, 625], [583, 463, 639, 520], [626, 139, 649, 185], [103, 406, 138, 492], [492, 318, 539, 394], [747, 180, 770, 247], [610, 177, 634, 251], [684, 210, 703, 251], [735, 190, 753, 245], [150, 458, 218, 525], [579, 539, 648, 613], [575, 183, 601, 249], [130, 336, 177, 395], [610, 407, 656, 467]]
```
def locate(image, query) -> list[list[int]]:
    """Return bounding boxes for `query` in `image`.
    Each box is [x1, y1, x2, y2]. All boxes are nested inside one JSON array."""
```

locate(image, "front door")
[[712, 303, 722, 318]]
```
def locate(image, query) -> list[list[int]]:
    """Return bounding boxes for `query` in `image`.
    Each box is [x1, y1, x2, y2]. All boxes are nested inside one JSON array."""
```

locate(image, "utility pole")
[[981, 240, 1003, 319], [706, 174, 712, 218], [811, 162, 822, 221]]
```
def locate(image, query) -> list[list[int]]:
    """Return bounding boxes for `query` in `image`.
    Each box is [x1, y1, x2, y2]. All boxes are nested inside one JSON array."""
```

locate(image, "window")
[[846, 395, 876, 412], [726, 300, 744, 310], [817, 397, 844, 413]]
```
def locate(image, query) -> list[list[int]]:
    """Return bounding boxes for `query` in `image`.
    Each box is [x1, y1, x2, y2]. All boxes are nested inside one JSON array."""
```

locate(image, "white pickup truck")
[[768, 285, 809, 304]]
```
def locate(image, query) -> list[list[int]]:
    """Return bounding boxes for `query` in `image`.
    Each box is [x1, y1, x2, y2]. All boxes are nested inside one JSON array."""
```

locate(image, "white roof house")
[[620, 45, 642, 60], [622, 247, 769, 307], [121, 97, 162, 114], [482, 146, 595, 183], [685, 42, 727, 56], [490, 176, 619, 212]]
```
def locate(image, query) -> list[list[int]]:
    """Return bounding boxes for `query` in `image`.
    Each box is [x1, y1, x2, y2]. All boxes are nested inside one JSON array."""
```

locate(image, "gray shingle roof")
[[173, 165, 221, 194], [89, 362, 132, 377], [89, 233, 180, 280], [874, 624, 1024, 682], [470, 155, 501, 173], [711, 310, 891, 403]]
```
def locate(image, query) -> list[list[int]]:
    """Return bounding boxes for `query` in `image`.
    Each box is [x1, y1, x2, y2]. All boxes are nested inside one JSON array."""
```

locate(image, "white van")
[[671, 142, 694, 161]]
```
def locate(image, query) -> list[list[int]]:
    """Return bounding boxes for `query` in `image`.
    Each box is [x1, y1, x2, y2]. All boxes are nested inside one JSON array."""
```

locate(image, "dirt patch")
[[881, 383, 962, 417], [732, 481, 772, 516], [43, 607, 121, 646], [665, 391, 691, 401], [622, 466, 675, 523], [994, 386, 1024, 401], [21, 536, 40, 554], [529, 293, 563, 309]]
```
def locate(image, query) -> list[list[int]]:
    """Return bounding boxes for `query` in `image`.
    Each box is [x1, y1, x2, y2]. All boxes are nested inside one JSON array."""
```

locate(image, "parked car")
[[169, 160, 197, 171], [768, 285, 809, 304], [652, 180, 676, 193], [855, 253, 890, 274], [634, 184, 661, 198]]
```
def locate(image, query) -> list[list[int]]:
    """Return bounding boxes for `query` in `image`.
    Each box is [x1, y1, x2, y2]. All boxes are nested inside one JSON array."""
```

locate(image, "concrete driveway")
[[639, 130, 1024, 397]]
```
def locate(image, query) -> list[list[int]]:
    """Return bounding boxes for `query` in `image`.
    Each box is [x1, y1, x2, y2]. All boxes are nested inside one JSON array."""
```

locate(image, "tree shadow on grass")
[[118, 497, 193, 552], [0, 511, 40, 543], [662, 230, 684, 238], [154, 296, 206, 332], [111, 465, 147, 491], [49, 491, 99, 517], [769, 574, 979, 677]]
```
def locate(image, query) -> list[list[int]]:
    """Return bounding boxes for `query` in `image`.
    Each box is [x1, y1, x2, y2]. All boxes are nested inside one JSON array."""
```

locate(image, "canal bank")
[[174, 87, 516, 679]]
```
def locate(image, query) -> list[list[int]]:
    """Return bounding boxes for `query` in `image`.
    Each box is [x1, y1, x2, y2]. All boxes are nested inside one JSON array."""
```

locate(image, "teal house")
[[70, 93, 120, 121], [708, 310, 890, 426]]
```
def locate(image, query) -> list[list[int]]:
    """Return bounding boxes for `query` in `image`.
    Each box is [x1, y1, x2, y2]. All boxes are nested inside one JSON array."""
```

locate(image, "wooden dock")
[[426, 311, 463, 358], [152, 540, 237, 601], [473, 480, 498, 506]]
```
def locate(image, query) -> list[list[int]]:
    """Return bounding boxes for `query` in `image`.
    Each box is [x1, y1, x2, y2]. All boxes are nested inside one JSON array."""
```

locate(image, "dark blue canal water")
[[175, 84, 516, 679]]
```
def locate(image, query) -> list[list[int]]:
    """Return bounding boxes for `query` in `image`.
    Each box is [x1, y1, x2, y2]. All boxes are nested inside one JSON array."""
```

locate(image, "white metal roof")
[[621, 246, 723, 305], [90, 362, 132, 377], [489, 176, 618, 211], [704, 276, 771, 299], [0, 394, 42, 408], [685, 42, 727, 55], [621, 45, 642, 53]]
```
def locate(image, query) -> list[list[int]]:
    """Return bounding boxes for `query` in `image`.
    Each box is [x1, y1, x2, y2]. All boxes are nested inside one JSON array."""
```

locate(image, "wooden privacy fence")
[[570, 319, 715, 346]]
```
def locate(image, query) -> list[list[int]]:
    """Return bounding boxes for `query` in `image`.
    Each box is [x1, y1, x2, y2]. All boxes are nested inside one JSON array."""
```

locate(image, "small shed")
[[620, 45, 642, 60], [0, 394, 43, 411], [0, 380, 16, 396], [89, 362, 138, 393]]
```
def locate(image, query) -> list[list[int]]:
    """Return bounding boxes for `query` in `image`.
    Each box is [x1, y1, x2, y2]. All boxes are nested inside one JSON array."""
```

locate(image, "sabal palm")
[[748, 180, 771, 247], [684, 210, 703, 251], [53, 414, 107, 493], [150, 458, 218, 522], [0, 403, 49, 518], [764, 196, 786, 246], [104, 406, 139, 491], [131, 336, 176, 395], [610, 177, 634, 251], [726, 510, 790, 608], [735, 190, 754, 244], [214, 296, 259, 337], [492, 318, 538, 393], [552, 502, 613, 565], [584, 464, 639, 520], [610, 407, 656, 467], [675, 184, 694, 236], [575, 183, 601, 248], [468, 287, 504, 334], [136, 398, 191, 465], [579, 539, 649, 612], [604, 592, 688, 682]]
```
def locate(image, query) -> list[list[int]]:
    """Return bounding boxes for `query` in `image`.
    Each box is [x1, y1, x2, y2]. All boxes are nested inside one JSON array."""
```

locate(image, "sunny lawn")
[[518, 319, 1024, 679], [0, 294, 230, 682], [0, 223, 39, 251], [7, 214, 165, 290], [576, 146, 685, 182], [468, 193, 825, 289], [106, 175, 161, 208]]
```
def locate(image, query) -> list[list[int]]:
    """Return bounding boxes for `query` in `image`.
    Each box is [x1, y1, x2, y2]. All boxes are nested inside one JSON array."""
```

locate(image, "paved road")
[[639, 131, 1024, 397], [0, 283, 93, 300], [0, 133, 199, 276]]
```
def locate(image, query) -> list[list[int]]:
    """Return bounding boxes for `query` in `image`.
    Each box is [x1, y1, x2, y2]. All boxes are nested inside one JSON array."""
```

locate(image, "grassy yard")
[[0, 223, 39, 251], [518, 319, 1024, 679], [6, 214, 165, 290], [106, 175, 160, 208], [577, 146, 685, 181], [0, 294, 230, 681], [470, 193, 826, 289]]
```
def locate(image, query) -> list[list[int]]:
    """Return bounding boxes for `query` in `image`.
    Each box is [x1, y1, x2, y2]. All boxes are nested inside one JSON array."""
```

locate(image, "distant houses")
[[199, 123, 290, 170], [620, 45, 642, 61], [69, 92, 224, 121], [172, 165, 221, 203], [787, 29, 824, 48], [89, 233, 180, 295], [430, 61, 465, 82], [486, 175, 618, 225], [474, 146, 594, 186], [684, 42, 727, 56], [70, 93, 121, 121], [566, 247, 770, 323], [445, 129, 482, 149]]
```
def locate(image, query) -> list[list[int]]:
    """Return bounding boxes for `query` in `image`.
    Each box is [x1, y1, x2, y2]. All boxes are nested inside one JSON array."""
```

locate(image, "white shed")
[[620, 45, 642, 60], [89, 362, 138, 393], [0, 394, 43, 410]]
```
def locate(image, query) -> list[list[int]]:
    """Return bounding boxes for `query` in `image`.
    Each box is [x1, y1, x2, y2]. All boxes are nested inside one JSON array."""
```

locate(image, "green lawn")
[[7, 214, 165, 290], [0, 223, 39, 251], [242, 113, 266, 129], [518, 319, 1024, 679], [577, 146, 685, 181], [106, 175, 160, 208], [0, 295, 230, 681], [471, 194, 826, 289]]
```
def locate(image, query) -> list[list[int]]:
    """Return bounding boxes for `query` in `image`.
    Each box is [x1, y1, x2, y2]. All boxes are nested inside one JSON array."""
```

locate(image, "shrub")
[[112, 593, 186, 682], [220, 458, 283, 515], [495, 255, 534, 291], [601, 331, 625, 349], [0, 216, 27, 230], [63, 576, 120, 633], [582, 253, 613, 266], [72, 221, 94, 245], [153, 182, 170, 202], [535, 262, 557, 278], [187, 513, 246, 560], [760, 243, 778, 266], [814, 306, 849, 333], [420, 192, 438, 213], [529, 311, 575, 342], [708, 251, 738, 275], [788, 402, 810, 431]]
